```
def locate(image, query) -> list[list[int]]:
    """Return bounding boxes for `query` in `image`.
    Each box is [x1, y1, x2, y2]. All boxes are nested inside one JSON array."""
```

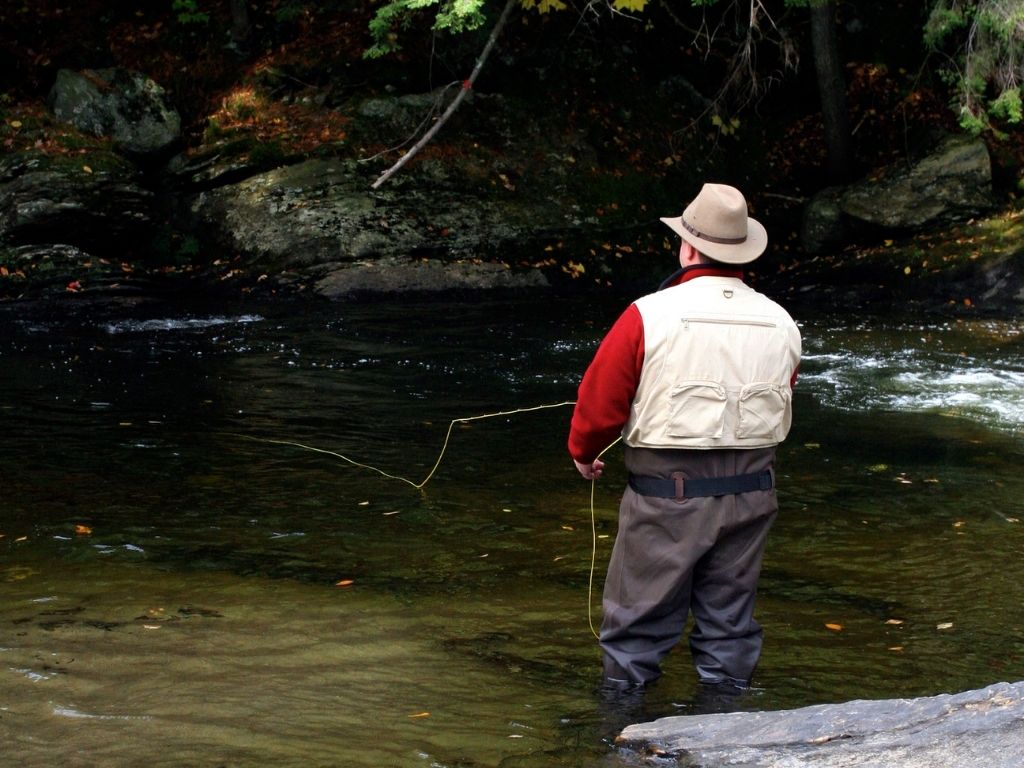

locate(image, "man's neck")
[[659, 263, 745, 290]]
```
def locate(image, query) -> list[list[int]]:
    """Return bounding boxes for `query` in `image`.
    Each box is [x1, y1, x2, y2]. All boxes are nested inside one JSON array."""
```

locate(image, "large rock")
[[48, 68, 182, 156], [843, 134, 993, 228], [184, 157, 581, 296], [355, 89, 470, 146], [313, 256, 548, 299], [800, 186, 846, 255], [617, 680, 1024, 767], [802, 134, 994, 253], [0, 151, 155, 255]]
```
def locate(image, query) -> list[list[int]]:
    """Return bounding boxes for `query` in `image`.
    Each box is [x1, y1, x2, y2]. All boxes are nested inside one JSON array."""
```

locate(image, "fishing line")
[[232, 400, 619, 640], [232, 401, 576, 488]]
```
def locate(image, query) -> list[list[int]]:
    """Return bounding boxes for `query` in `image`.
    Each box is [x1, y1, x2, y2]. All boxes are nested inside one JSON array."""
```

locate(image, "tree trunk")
[[229, 0, 251, 53], [810, 0, 852, 184]]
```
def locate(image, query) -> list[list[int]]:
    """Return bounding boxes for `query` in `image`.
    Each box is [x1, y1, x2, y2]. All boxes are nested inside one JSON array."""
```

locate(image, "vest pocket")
[[667, 381, 727, 438], [737, 383, 788, 439]]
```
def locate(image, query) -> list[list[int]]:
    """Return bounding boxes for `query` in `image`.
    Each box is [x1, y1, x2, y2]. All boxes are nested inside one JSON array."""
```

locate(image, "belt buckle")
[[671, 471, 686, 502]]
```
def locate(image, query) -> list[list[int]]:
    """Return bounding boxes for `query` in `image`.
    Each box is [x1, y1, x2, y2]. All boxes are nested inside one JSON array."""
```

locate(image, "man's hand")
[[574, 458, 605, 480]]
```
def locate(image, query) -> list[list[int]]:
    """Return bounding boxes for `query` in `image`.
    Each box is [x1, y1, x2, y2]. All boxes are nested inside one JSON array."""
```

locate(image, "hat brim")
[[660, 216, 767, 265]]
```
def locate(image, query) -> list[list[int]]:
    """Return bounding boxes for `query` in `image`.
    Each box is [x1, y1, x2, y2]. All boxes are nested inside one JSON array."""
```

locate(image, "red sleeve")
[[568, 304, 645, 463]]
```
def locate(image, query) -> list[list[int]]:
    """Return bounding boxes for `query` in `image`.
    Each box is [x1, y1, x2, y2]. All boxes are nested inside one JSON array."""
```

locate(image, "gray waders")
[[600, 446, 778, 688]]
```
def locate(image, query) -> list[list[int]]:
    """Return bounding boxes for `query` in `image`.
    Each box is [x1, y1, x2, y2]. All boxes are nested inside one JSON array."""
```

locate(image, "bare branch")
[[370, 0, 518, 190], [359, 81, 460, 165], [658, 0, 794, 137]]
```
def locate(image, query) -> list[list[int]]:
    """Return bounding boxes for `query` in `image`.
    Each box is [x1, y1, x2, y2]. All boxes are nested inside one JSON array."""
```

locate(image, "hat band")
[[681, 217, 747, 245]]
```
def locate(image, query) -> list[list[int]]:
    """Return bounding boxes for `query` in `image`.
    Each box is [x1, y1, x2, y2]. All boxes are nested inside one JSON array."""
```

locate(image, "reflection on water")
[[2, 297, 1024, 766]]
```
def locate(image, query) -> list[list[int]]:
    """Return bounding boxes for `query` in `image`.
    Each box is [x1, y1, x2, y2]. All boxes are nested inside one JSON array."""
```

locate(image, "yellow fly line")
[[233, 401, 577, 488], [587, 434, 622, 639], [233, 400, 620, 640]]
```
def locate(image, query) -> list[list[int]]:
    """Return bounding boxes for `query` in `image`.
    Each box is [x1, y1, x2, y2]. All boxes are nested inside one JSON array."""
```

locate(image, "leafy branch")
[[925, 0, 1024, 133]]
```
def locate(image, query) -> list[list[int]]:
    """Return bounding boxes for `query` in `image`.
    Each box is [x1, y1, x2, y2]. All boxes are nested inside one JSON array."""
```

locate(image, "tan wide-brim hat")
[[660, 183, 767, 264]]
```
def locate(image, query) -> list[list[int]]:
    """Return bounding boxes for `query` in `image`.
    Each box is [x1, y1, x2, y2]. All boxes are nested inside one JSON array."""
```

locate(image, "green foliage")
[[925, 0, 1024, 135], [248, 140, 286, 167], [172, 0, 210, 25], [990, 87, 1023, 123], [711, 113, 741, 136], [55, 131, 103, 151], [365, 0, 487, 58], [203, 116, 224, 143], [153, 226, 202, 265], [958, 107, 988, 135], [694, 0, 812, 7], [923, 3, 966, 47], [274, 1, 306, 23]]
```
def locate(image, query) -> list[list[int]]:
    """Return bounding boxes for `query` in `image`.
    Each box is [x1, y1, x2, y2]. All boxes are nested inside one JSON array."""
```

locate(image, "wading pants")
[[600, 446, 778, 687]]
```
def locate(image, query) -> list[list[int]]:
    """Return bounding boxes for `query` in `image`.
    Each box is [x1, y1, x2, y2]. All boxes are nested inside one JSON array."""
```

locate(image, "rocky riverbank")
[[2, 63, 1023, 314]]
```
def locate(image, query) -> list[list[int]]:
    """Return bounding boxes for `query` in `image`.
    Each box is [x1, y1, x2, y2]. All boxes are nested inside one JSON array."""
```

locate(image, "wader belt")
[[628, 468, 773, 501]]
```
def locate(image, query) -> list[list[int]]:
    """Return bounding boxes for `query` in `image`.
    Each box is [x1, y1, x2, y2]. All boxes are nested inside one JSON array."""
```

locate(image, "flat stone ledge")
[[617, 681, 1024, 767], [312, 257, 549, 299]]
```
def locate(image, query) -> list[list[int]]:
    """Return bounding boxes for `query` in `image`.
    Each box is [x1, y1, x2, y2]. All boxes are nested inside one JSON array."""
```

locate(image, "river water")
[[2, 293, 1023, 767]]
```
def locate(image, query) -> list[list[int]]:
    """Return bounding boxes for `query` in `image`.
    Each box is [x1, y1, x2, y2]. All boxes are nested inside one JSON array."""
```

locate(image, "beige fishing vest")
[[623, 276, 801, 450]]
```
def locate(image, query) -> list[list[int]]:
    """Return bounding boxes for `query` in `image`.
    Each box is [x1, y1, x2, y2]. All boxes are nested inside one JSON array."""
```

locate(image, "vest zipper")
[[681, 316, 778, 329]]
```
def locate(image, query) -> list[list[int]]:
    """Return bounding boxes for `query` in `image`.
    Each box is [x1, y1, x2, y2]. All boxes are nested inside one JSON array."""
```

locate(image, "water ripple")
[[102, 315, 264, 334], [800, 318, 1024, 431]]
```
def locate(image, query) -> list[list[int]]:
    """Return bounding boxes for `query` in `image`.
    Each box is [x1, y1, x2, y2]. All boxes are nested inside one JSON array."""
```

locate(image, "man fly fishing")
[[569, 183, 802, 699]]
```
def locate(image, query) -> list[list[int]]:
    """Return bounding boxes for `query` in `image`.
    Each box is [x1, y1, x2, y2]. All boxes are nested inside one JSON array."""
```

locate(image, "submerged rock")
[[617, 680, 1024, 767]]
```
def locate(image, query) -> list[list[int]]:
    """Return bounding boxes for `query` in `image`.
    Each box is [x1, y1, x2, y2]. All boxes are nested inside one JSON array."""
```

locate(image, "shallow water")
[[2, 295, 1023, 767]]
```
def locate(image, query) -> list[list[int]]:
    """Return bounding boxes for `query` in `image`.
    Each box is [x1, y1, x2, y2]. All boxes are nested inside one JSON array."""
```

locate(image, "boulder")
[[48, 68, 182, 157], [843, 134, 993, 229], [800, 186, 846, 255], [184, 157, 579, 295], [355, 89, 466, 146], [802, 134, 994, 253], [617, 680, 1024, 767], [0, 151, 155, 256]]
